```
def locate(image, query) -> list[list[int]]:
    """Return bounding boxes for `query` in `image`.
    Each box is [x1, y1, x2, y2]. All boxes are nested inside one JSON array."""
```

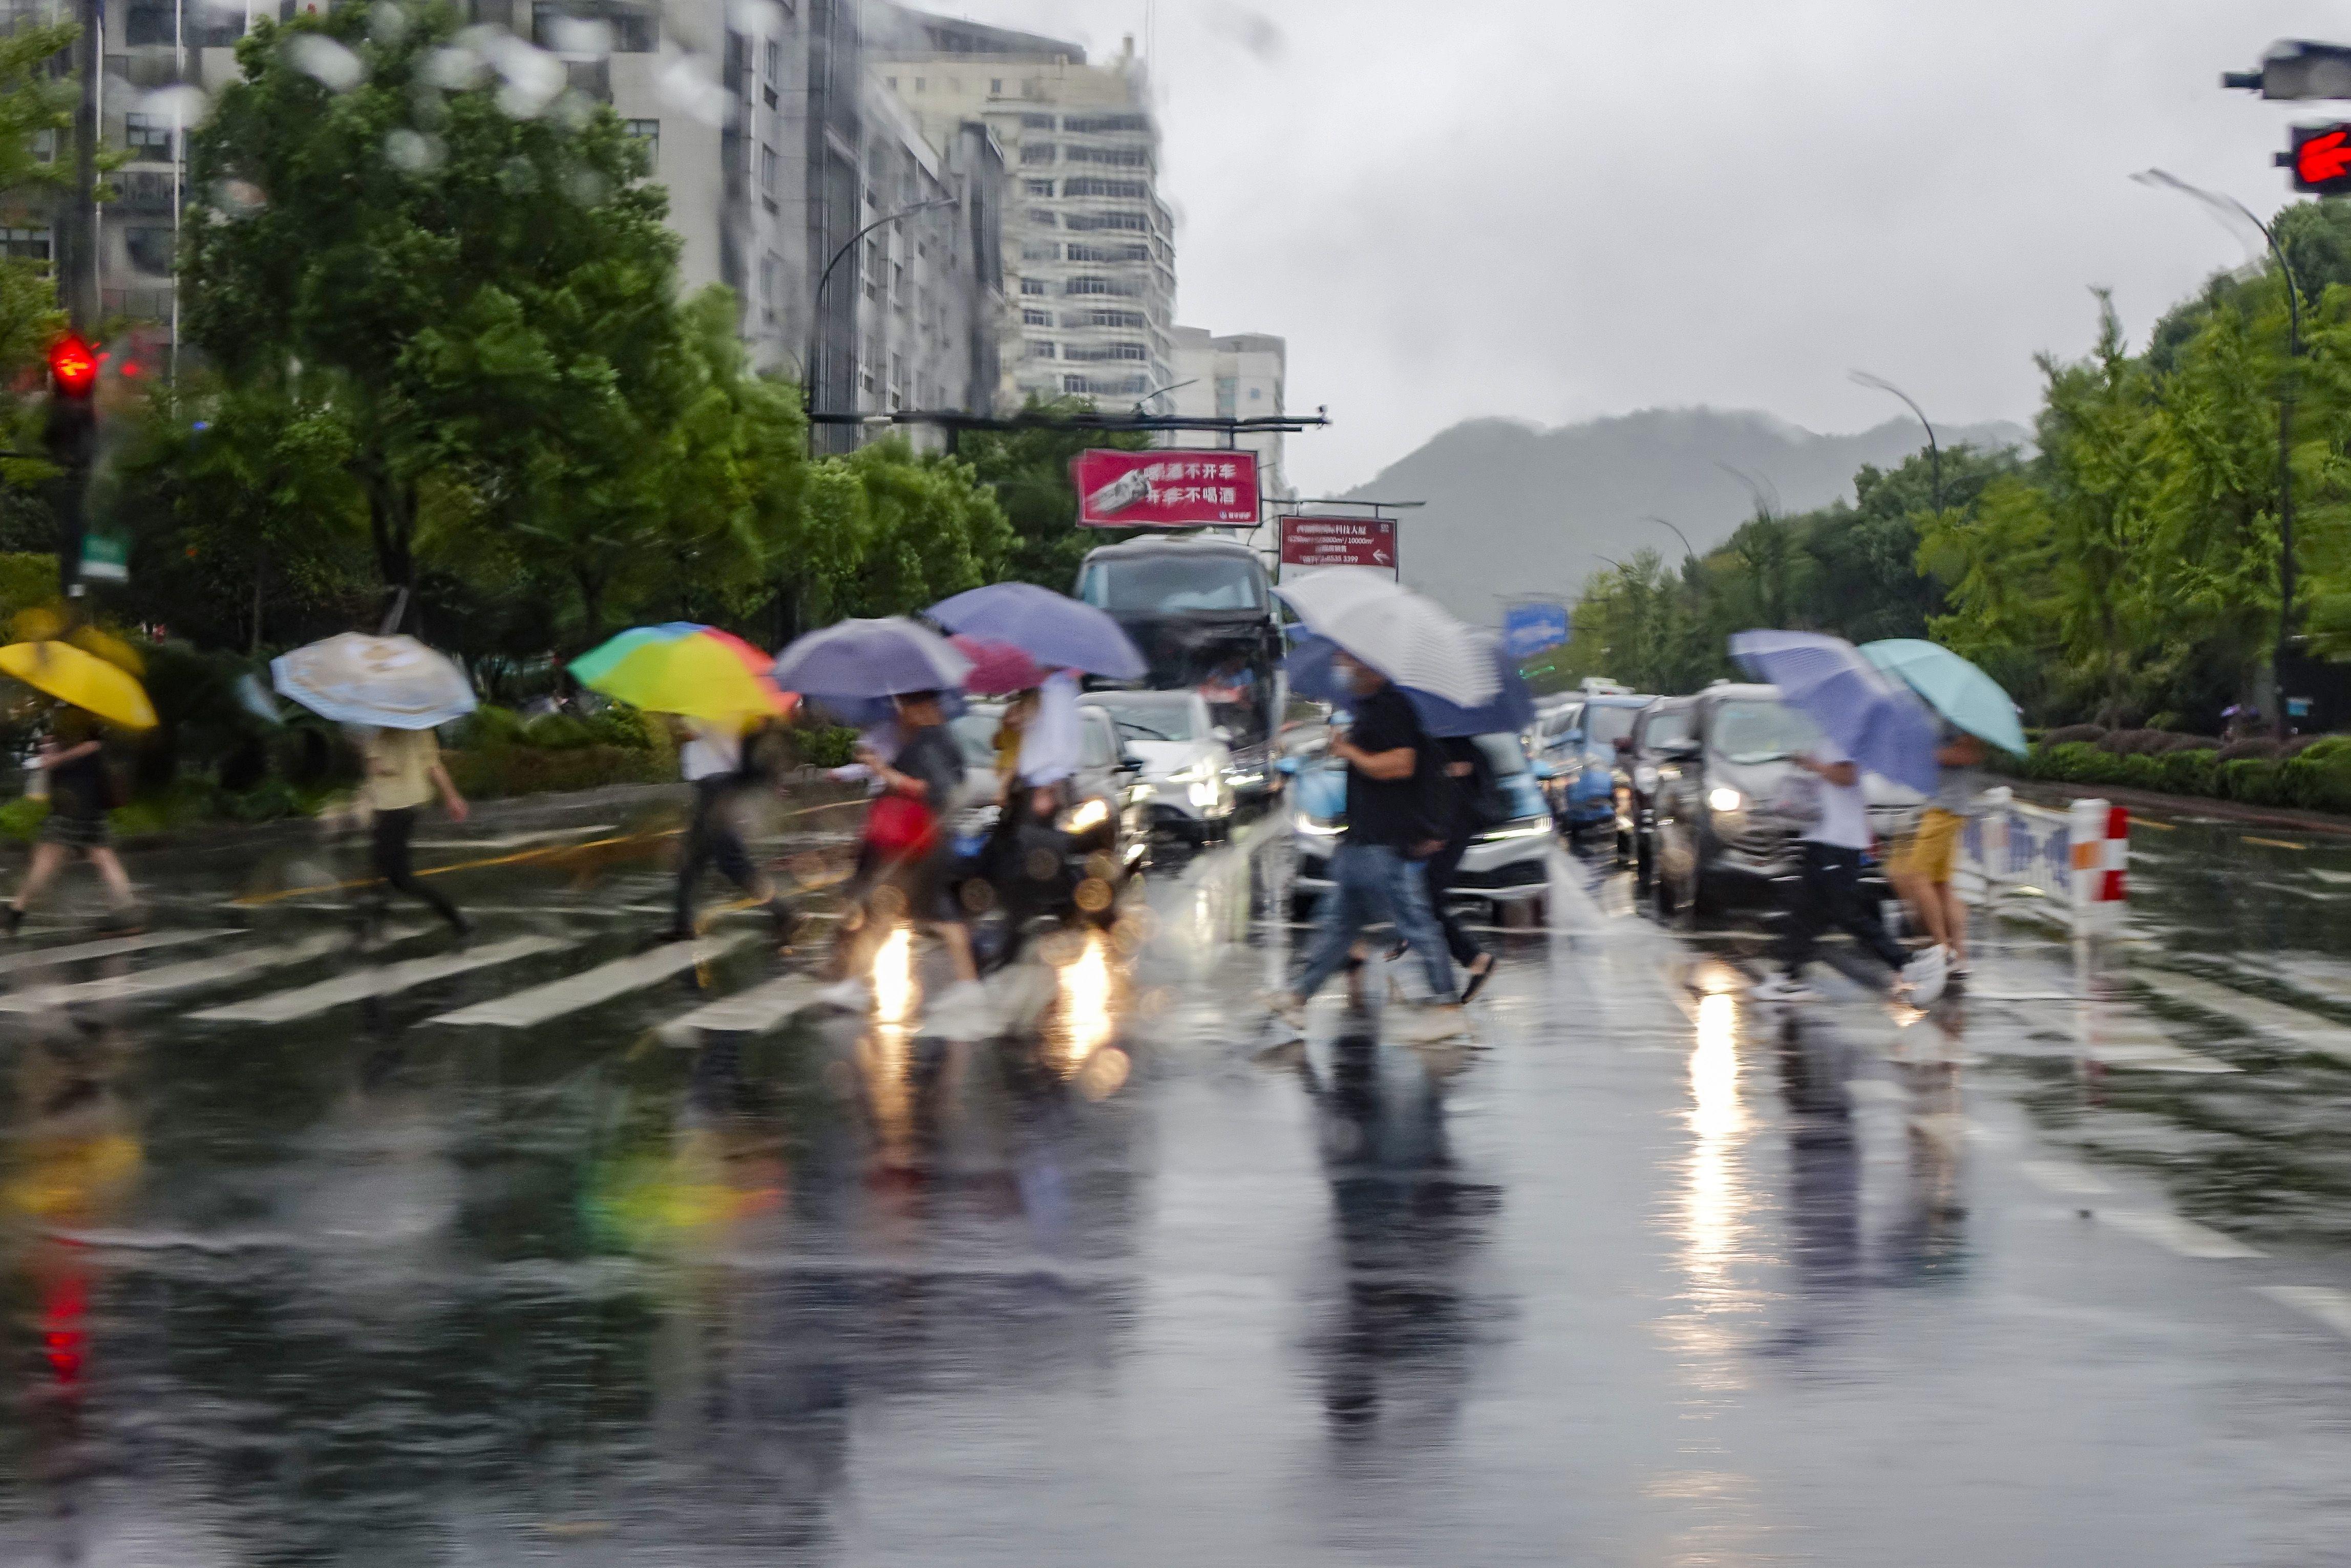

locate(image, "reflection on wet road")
[[3, 804, 2351, 1561]]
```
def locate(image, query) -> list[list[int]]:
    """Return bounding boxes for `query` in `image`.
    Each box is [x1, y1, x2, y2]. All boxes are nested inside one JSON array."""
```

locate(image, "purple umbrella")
[[772, 617, 971, 699], [1727, 629, 1939, 793], [926, 582, 1146, 680]]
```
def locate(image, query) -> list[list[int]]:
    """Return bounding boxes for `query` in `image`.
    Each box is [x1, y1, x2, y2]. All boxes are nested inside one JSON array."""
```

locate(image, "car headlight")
[[1167, 759, 1215, 785], [1708, 786, 1743, 813], [1226, 769, 1264, 788], [1295, 812, 1342, 839], [1060, 797, 1109, 835], [1474, 820, 1554, 842]]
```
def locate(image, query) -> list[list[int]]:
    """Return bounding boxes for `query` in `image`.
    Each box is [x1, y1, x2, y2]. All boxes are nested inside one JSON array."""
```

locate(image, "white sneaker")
[[1258, 988, 1307, 1038], [814, 976, 871, 1012], [926, 978, 996, 1039], [1899, 946, 1948, 1007], [1749, 975, 1822, 1004], [1391, 1001, 1470, 1044]]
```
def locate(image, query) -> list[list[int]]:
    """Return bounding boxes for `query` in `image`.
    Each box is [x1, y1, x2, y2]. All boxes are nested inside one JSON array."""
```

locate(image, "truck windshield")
[[1084, 696, 1199, 741], [1078, 555, 1268, 615], [1583, 705, 1640, 750]]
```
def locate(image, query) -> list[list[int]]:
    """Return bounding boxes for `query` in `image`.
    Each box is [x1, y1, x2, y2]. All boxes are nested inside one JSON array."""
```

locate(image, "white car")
[[1082, 689, 1237, 843]]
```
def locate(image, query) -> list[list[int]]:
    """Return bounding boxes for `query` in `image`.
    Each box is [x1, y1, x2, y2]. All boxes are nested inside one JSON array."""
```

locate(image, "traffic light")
[[43, 331, 98, 589], [2278, 123, 2351, 193], [2225, 40, 2351, 100]]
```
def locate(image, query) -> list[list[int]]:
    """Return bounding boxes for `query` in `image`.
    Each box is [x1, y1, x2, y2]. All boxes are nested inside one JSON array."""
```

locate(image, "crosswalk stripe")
[[0, 928, 234, 975], [190, 935, 574, 1024], [658, 973, 822, 1043], [430, 934, 754, 1028], [0, 927, 428, 1014]]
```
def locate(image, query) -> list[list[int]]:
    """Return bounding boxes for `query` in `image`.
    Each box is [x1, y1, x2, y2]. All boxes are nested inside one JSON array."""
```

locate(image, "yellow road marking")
[[2132, 817, 2177, 831], [2243, 836, 2307, 851], [231, 796, 866, 907]]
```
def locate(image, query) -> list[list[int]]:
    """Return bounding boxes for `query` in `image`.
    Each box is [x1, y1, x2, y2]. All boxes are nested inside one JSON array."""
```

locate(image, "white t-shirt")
[[1803, 735, 1873, 851], [680, 721, 742, 783]]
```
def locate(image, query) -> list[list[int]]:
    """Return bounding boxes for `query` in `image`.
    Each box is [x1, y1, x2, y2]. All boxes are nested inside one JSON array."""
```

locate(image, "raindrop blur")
[[658, 55, 731, 129], [286, 33, 366, 93], [420, 44, 486, 91], [544, 15, 610, 58], [211, 177, 265, 216], [139, 83, 209, 127], [385, 129, 443, 174], [481, 32, 565, 119], [564, 167, 608, 207], [367, 1, 407, 44]]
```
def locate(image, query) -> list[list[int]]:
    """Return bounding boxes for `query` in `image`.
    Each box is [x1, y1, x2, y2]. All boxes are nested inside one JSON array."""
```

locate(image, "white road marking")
[[2019, 1158, 2114, 1196], [658, 973, 821, 1043], [2258, 1285, 2351, 1340], [2130, 970, 2351, 1060], [0, 928, 426, 1013], [430, 935, 753, 1028], [2095, 1208, 2263, 1259], [191, 935, 572, 1023], [0, 928, 232, 975]]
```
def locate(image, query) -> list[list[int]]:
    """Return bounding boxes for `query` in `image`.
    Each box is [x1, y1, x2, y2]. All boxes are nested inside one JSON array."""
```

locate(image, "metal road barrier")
[[1959, 787, 2129, 936]]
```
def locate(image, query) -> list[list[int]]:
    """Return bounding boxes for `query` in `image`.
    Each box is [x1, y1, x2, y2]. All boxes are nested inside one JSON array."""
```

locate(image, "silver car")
[[1081, 690, 1237, 844]]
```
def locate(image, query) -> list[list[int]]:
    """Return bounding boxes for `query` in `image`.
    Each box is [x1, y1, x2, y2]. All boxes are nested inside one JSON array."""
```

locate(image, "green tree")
[[180, 1, 684, 634], [958, 397, 1152, 590]]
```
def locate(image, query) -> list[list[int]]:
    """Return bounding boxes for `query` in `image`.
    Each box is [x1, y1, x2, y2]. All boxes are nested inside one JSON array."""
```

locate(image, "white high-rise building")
[[1168, 326, 1290, 503], [866, 6, 1176, 411]]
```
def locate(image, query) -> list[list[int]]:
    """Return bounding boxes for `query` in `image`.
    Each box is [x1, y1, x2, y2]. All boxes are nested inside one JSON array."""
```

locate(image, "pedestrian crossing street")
[[0, 916, 828, 1043]]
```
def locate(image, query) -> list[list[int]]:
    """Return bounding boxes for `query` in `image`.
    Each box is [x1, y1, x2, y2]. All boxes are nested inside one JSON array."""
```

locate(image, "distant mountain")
[[1338, 407, 2030, 624]]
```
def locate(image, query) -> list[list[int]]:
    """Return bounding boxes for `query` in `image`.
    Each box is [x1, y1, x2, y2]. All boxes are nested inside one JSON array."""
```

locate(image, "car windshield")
[[1583, 705, 1640, 749], [949, 713, 1000, 768], [1474, 733, 1530, 776], [1711, 700, 1820, 764], [1078, 555, 1268, 615], [1085, 696, 1198, 741]]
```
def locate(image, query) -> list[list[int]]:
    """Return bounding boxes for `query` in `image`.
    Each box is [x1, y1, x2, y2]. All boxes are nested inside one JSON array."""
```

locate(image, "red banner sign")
[[1279, 515, 1398, 576], [1071, 448, 1261, 527]]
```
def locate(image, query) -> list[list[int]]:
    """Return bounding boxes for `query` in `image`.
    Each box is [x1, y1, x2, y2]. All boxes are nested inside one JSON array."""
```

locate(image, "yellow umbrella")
[[0, 640, 158, 730]]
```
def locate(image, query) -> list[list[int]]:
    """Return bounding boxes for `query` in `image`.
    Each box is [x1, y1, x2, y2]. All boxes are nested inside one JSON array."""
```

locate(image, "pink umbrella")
[[950, 634, 1045, 696]]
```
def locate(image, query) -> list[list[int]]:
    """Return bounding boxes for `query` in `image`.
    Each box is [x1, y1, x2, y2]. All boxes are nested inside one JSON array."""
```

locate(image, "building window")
[[1065, 210, 1148, 232], [913, 77, 924, 91], [624, 118, 659, 171], [1063, 113, 1149, 134], [990, 78, 1002, 94], [1020, 277, 1047, 296], [125, 225, 174, 275], [764, 38, 778, 79], [610, 8, 655, 51], [892, 260, 904, 306], [1062, 177, 1148, 199], [123, 113, 172, 157], [1250, 386, 1263, 401], [1, 226, 51, 265], [1066, 242, 1149, 263], [1020, 142, 1055, 165], [1028, 341, 1056, 358], [759, 251, 779, 323], [1023, 179, 1055, 199], [1021, 242, 1060, 261], [1027, 207, 1056, 226], [1066, 143, 1150, 168], [886, 76, 896, 89], [760, 143, 777, 197], [1021, 112, 1053, 130], [1076, 309, 1147, 329], [1216, 378, 1238, 416], [864, 238, 881, 300], [1022, 308, 1051, 326]]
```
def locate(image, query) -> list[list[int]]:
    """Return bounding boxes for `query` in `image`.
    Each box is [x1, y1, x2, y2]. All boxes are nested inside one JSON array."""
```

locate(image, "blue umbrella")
[[1728, 629, 1939, 792], [926, 582, 1147, 680], [1285, 632, 1535, 738], [1859, 639, 2029, 755], [804, 690, 964, 729], [772, 618, 971, 700]]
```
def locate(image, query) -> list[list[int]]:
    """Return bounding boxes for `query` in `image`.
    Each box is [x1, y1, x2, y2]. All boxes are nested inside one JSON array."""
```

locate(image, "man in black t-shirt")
[[1263, 653, 1466, 1043]]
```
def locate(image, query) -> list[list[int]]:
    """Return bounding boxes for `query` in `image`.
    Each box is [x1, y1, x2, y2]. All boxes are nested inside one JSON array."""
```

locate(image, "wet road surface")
[[6, 796, 2351, 1563]]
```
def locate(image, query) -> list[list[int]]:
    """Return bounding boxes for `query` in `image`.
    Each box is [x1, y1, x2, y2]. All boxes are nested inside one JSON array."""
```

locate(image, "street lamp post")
[[806, 197, 956, 440], [1640, 514, 1697, 564], [2135, 168, 2305, 733], [1850, 370, 1942, 512]]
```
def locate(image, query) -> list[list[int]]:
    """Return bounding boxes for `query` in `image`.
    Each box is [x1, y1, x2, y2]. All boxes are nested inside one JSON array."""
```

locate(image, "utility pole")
[[64, 0, 98, 330]]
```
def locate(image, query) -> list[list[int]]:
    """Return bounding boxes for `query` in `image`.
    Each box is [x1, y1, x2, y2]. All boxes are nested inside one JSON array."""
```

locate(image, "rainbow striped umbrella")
[[568, 623, 792, 721]]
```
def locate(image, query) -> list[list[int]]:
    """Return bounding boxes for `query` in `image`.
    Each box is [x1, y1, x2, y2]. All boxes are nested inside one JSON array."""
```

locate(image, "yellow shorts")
[[1894, 807, 1964, 883]]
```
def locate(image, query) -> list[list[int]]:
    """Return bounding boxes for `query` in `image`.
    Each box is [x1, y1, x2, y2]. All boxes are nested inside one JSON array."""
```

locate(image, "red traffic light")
[[46, 332, 97, 398]]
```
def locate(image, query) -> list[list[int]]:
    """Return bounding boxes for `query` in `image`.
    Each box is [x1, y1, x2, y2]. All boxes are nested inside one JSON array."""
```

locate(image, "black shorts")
[[853, 841, 962, 925]]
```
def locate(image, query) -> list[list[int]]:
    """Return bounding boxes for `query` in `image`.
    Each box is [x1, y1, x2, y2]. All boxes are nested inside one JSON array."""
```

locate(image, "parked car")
[[1286, 732, 1556, 924], [1079, 689, 1237, 844], [1615, 695, 1698, 879], [1535, 690, 1651, 844], [1642, 683, 1921, 924]]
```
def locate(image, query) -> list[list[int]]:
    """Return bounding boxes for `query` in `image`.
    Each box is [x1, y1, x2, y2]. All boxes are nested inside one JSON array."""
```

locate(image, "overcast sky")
[[921, 1, 2347, 495]]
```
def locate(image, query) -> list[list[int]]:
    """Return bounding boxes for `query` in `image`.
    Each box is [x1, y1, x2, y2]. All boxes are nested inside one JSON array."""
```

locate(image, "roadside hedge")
[[2014, 737, 2351, 814]]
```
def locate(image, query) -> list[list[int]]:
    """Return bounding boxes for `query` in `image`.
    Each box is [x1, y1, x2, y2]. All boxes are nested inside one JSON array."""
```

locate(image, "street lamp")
[[807, 197, 956, 431], [1130, 376, 1197, 416], [1849, 370, 1942, 512], [1640, 515, 1697, 563], [2134, 167, 2305, 732]]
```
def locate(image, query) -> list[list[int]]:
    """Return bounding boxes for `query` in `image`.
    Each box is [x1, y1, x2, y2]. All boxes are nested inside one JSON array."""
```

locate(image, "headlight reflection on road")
[[872, 924, 915, 1027], [1053, 931, 1131, 1099], [1675, 990, 1754, 1383]]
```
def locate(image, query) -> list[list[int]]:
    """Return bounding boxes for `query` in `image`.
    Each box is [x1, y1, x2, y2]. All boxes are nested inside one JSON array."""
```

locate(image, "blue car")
[[1528, 693, 1654, 838]]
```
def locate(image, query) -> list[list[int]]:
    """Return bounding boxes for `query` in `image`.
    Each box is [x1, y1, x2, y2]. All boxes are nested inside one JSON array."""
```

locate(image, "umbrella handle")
[[379, 587, 409, 637]]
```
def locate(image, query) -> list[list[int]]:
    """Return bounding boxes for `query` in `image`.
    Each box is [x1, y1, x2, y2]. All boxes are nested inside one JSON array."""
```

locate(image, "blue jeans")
[[1293, 840, 1458, 1004]]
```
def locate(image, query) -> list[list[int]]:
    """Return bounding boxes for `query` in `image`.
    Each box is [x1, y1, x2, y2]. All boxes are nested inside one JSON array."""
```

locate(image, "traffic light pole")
[[63, 0, 97, 330]]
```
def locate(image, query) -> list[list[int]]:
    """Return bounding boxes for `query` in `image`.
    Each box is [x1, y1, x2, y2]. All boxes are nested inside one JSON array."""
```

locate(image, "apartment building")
[[1167, 326, 1290, 503], [866, 6, 1176, 411], [35, 0, 1009, 442]]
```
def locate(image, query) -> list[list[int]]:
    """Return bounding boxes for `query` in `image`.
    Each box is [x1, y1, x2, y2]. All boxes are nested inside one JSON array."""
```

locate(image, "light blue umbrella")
[[271, 633, 476, 730], [1728, 629, 1939, 793], [926, 582, 1146, 679], [772, 617, 971, 699], [1860, 639, 2029, 755]]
